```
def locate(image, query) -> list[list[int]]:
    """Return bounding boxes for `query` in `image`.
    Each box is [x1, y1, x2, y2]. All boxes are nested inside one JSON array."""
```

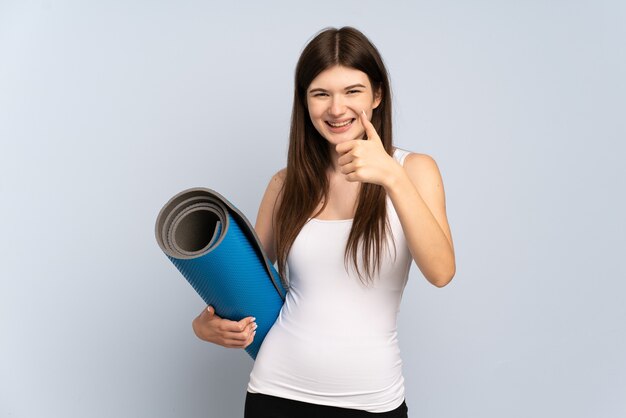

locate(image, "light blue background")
[[1, 1, 625, 417]]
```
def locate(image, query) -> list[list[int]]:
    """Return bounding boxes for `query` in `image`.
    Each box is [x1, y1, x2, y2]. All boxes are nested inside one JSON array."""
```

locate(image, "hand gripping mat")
[[155, 187, 287, 359]]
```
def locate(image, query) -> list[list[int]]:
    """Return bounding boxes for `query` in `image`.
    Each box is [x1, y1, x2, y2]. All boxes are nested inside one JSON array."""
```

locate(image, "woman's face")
[[306, 65, 381, 147]]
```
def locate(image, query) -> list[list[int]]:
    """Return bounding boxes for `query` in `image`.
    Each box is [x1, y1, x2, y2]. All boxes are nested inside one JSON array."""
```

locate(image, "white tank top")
[[247, 148, 413, 413]]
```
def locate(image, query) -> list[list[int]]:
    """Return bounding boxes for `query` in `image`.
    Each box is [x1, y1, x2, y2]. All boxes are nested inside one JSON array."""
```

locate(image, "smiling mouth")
[[325, 118, 355, 128]]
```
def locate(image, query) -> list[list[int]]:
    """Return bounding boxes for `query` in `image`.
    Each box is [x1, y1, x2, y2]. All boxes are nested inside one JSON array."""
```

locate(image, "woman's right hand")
[[192, 306, 257, 349]]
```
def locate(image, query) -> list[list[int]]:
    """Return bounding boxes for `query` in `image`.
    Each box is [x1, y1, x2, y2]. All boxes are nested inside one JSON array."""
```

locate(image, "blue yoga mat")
[[155, 187, 287, 359]]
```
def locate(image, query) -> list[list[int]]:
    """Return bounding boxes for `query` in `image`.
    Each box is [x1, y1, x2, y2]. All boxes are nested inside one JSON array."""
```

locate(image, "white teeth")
[[328, 119, 353, 128]]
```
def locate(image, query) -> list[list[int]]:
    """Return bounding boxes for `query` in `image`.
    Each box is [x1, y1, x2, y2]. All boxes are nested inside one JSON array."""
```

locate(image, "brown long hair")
[[275, 26, 394, 284]]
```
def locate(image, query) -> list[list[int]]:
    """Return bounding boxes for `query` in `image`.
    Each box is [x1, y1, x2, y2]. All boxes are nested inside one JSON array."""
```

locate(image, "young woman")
[[192, 27, 456, 417]]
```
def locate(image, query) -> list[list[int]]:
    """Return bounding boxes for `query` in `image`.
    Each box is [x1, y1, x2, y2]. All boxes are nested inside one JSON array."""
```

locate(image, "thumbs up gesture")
[[336, 110, 399, 188]]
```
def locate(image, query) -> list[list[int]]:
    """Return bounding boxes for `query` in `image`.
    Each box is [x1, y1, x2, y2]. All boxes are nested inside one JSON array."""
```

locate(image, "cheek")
[[362, 95, 378, 109], [305, 107, 323, 133], [307, 105, 324, 124]]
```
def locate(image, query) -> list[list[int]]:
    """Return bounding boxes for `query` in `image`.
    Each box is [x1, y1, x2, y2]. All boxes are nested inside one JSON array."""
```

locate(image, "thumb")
[[360, 110, 381, 143], [206, 305, 217, 319]]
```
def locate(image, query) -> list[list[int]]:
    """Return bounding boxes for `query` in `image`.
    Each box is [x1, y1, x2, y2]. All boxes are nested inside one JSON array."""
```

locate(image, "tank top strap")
[[392, 147, 412, 167]]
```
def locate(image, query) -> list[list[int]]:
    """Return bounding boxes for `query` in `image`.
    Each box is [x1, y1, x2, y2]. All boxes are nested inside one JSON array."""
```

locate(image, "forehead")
[[308, 65, 371, 90]]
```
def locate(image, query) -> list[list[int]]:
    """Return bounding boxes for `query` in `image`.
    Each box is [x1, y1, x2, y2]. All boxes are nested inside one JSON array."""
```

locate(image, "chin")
[[322, 129, 365, 144], [322, 134, 351, 146]]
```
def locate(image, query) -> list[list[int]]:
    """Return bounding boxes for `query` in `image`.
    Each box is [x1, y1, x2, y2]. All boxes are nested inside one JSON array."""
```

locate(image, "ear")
[[372, 85, 383, 109]]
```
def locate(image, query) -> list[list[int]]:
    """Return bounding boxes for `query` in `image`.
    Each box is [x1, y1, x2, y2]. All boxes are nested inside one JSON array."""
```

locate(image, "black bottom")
[[244, 392, 408, 418]]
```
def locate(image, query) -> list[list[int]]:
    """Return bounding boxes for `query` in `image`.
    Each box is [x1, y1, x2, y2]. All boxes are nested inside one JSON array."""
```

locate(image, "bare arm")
[[385, 153, 456, 287], [336, 111, 455, 287], [192, 169, 286, 347], [254, 168, 286, 265]]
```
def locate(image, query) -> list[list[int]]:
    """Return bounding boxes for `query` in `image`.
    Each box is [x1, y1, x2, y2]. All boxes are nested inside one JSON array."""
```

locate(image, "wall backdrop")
[[1, 1, 625, 417]]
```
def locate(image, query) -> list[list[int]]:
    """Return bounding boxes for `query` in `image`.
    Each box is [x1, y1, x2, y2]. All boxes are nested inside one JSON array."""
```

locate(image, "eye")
[[347, 89, 362, 95], [312, 92, 329, 97]]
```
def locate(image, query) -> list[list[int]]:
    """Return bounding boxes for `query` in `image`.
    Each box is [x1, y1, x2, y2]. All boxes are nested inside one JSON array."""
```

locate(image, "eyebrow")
[[308, 83, 367, 94]]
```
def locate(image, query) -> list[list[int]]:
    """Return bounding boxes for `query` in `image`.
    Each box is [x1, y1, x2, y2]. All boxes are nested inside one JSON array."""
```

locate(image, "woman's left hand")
[[336, 110, 401, 188]]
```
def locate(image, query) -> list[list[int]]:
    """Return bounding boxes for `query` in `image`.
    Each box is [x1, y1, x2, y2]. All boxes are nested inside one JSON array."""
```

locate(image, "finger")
[[223, 337, 252, 348], [335, 139, 357, 156], [337, 152, 354, 167], [339, 161, 357, 175], [344, 172, 361, 183], [223, 322, 258, 344], [219, 316, 256, 333], [244, 330, 257, 348], [197, 305, 216, 321], [222, 326, 256, 342], [360, 110, 381, 143], [237, 316, 257, 331], [219, 319, 257, 339]]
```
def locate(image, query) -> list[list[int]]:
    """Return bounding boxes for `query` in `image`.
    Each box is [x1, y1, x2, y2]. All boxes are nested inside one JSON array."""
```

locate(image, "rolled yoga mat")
[[155, 187, 287, 359]]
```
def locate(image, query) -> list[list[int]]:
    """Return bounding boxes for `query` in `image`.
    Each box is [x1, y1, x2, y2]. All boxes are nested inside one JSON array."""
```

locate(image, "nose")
[[328, 95, 347, 117]]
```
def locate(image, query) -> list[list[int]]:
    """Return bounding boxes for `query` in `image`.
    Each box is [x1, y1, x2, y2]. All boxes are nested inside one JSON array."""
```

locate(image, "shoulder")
[[255, 168, 287, 262], [267, 168, 287, 194], [404, 152, 438, 171], [273, 167, 287, 183], [400, 150, 441, 175], [402, 152, 445, 192], [256, 168, 287, 232], [393, 147, 437, 168], [260, 167, 287, 206]]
